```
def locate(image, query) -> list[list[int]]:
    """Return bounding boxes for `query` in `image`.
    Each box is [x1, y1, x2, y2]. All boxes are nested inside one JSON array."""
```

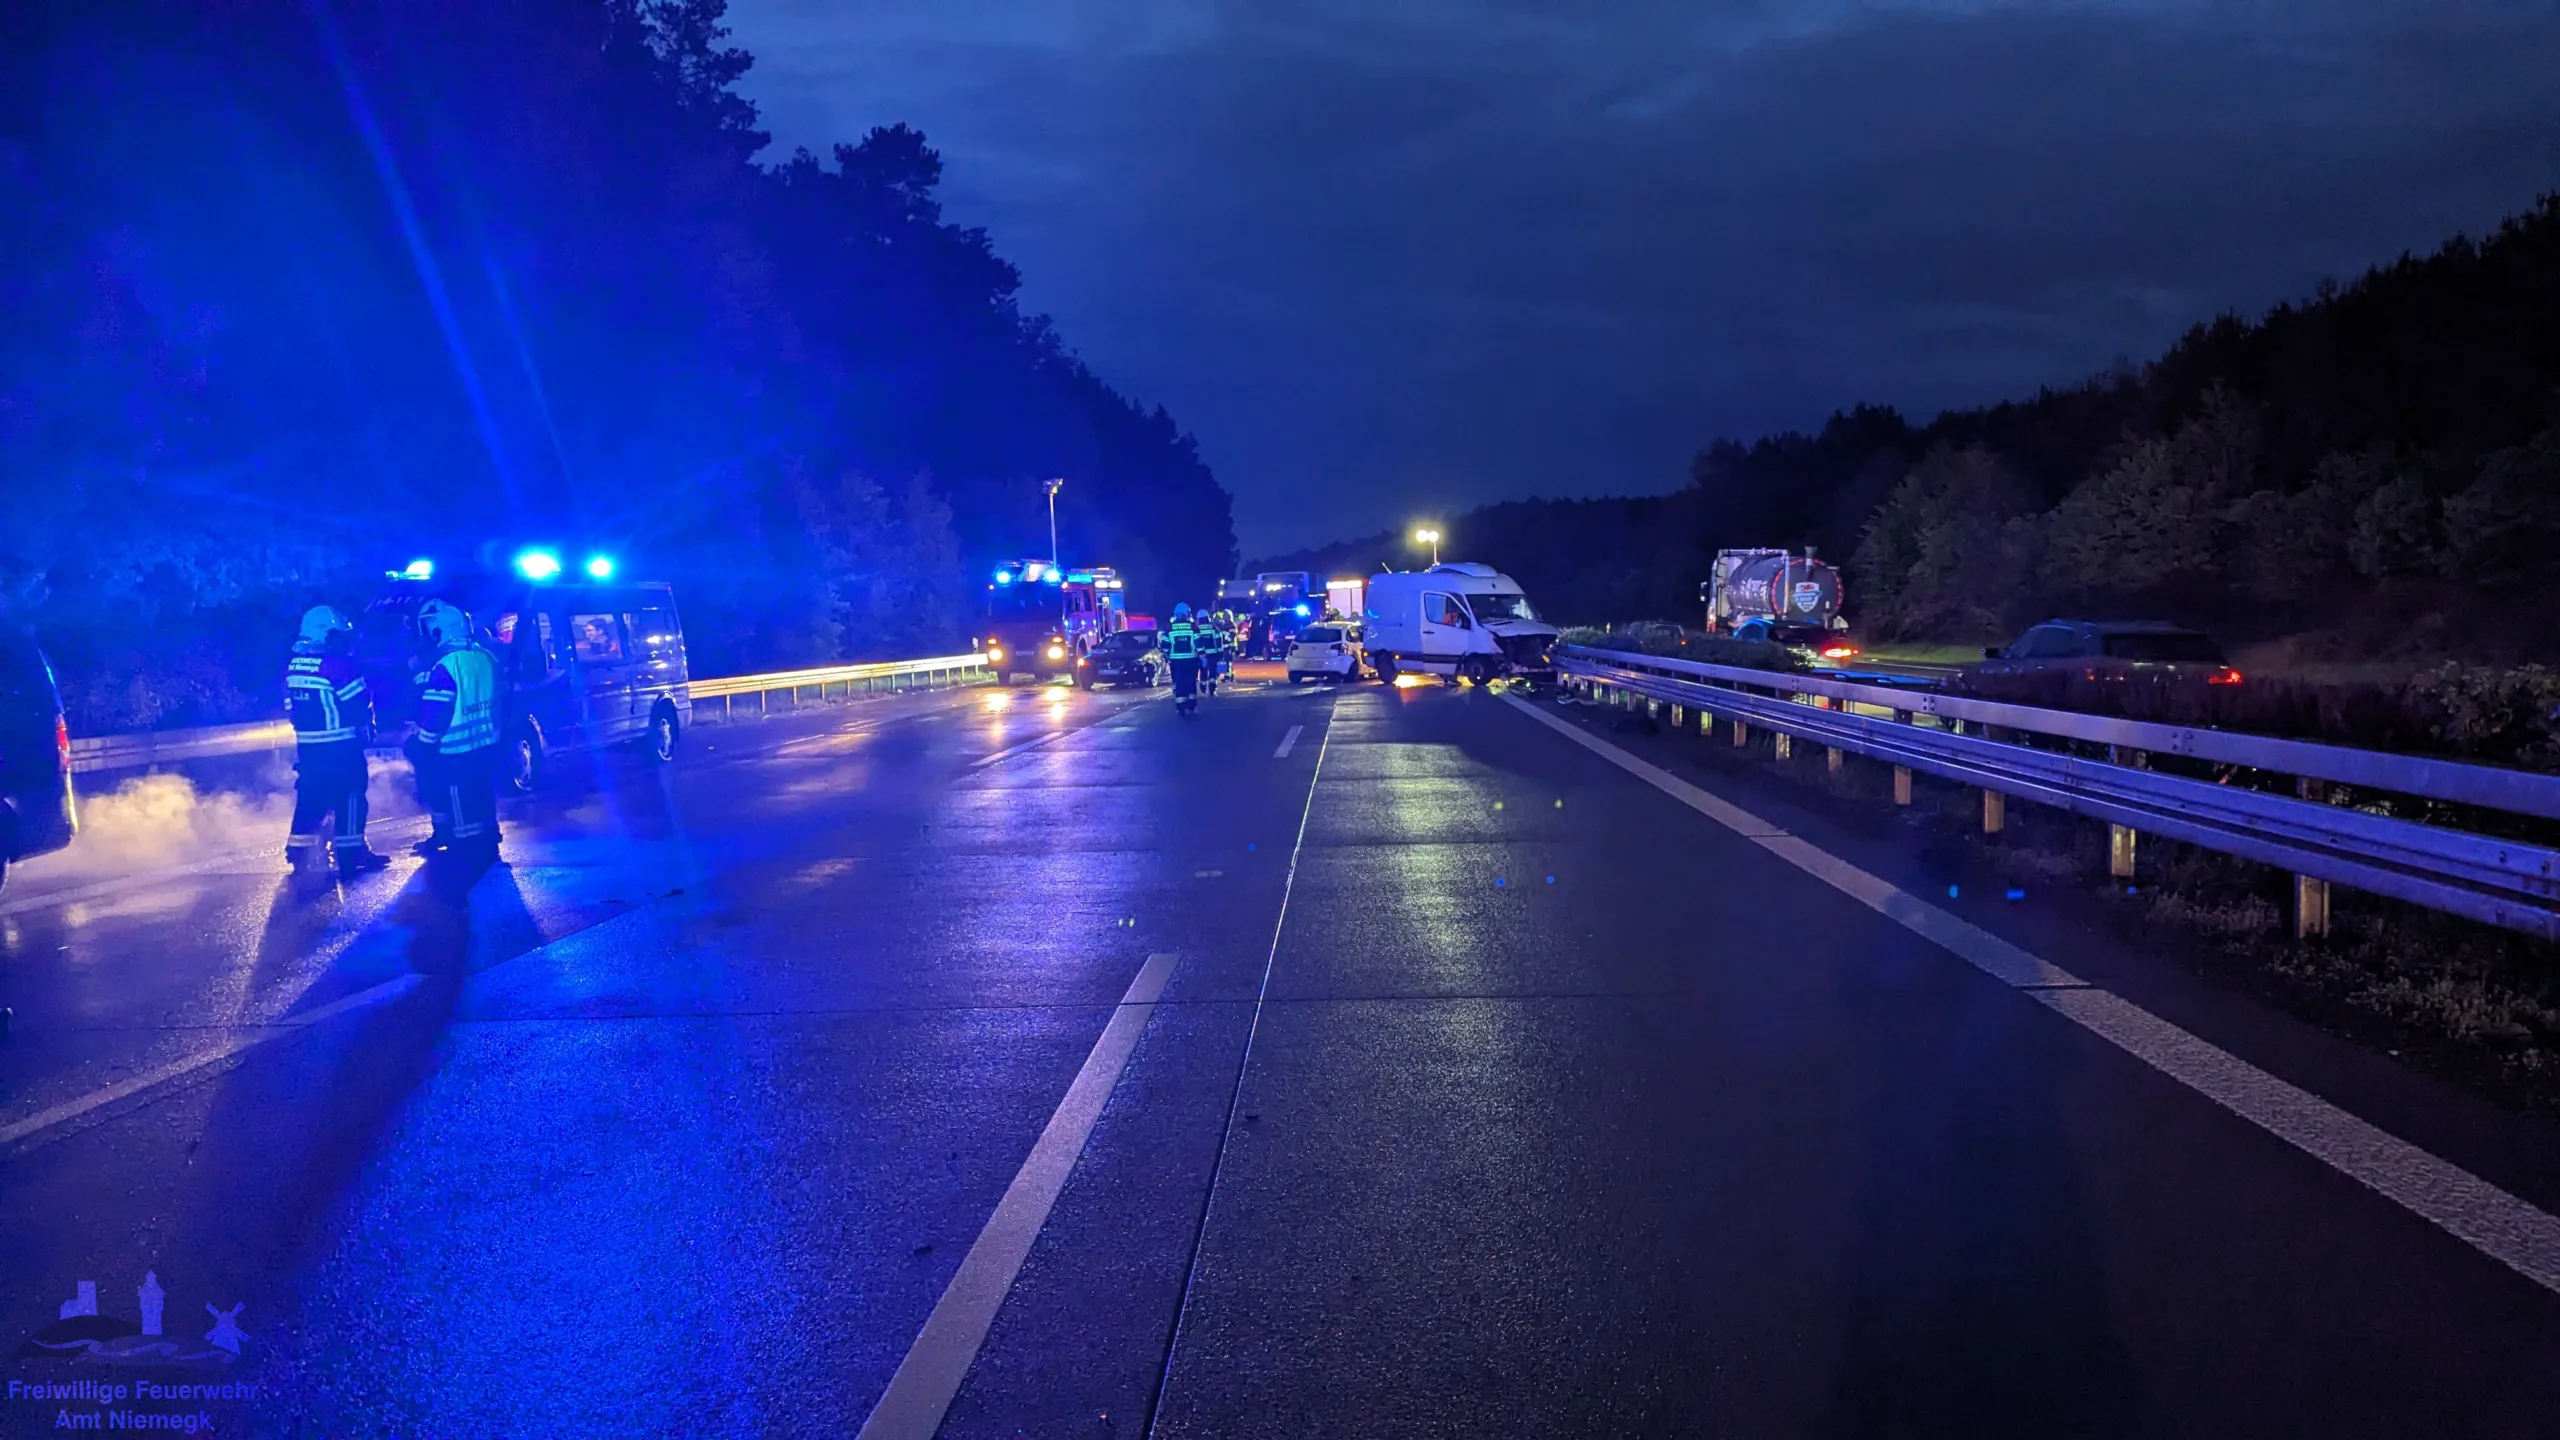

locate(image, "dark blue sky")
[[725, 1, 2560, 554]]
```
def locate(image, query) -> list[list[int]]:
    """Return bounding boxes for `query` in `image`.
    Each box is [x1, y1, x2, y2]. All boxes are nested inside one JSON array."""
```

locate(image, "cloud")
[[725, 0, 2560, 552]]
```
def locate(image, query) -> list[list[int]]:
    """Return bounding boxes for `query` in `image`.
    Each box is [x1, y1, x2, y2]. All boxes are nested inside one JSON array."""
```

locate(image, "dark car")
[[1964, 620, 2241, 694], [1081, 630, 1166, 689], [1731, 617, 1860, 664], [0, 634, 76, 892]]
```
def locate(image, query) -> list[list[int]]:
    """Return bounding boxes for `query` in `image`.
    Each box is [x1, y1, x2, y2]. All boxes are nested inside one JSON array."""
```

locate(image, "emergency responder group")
[[284, 598, 505, 879], [1159, 604, 1242, 714]]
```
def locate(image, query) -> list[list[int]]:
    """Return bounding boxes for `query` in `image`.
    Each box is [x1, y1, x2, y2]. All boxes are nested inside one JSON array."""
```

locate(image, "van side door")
[[566, 609, 637, 743], [1420, 590, 1472, 658]]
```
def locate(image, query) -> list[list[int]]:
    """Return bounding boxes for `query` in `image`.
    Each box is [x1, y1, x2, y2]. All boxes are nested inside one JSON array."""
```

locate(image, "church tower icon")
[[138, 1272, 165, 1337]]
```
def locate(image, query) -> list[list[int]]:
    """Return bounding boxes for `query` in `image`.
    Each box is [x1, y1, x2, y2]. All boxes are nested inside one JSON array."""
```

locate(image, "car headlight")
[[1045, 644, 1065, 661], [987, 647, 1004, 662]]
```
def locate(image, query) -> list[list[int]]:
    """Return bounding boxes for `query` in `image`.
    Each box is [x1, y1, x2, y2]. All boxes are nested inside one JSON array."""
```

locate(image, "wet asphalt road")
[[4, 668, 2560, 1436]]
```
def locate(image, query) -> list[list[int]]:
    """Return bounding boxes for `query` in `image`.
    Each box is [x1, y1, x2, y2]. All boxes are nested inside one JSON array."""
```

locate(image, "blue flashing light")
[[1293, 603, 1311, 617], [1045, 570, 1063, 584], [2005, 888, 2026, 902], [514, 549, 563, 582], [401, 558, 435, 580], [584, 555, 615, 580], [995, 570, 1017, 585]]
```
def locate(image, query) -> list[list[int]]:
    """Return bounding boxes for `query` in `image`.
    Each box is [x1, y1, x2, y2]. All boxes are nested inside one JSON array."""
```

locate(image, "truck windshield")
[[1466, 592, 1538, 623], [985, 586, 1061, 624]]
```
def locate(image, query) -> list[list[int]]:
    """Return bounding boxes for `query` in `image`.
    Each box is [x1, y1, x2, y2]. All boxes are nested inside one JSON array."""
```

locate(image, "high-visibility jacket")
[[1164, 619, 1200, 662], [416, 644, 501, 754], [1199, 623, 1227, 658], [285, 647, 372, 745]]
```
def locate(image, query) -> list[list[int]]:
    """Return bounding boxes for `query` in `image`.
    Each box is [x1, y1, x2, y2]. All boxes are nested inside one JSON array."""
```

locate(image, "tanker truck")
[[1700, 549, 1853, 652]]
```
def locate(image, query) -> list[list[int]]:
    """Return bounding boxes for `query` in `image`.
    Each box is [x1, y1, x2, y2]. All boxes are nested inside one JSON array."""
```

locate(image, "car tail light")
[[2209, 667, 2243, 686], [1820, 644, 1857, 659], [55, 714, 71, 766]]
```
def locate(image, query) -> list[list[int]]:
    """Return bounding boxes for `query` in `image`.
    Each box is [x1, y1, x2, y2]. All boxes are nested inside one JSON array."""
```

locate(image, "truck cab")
[[1360, 563, 1559, 684], [983, 560, 1087, 684]]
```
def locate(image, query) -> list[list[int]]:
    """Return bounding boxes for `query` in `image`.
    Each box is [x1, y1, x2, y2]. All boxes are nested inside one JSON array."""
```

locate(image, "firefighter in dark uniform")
[[1198, 607, 1229, 695], [1165, 603, 1202, 715], [284, 606, 391, 878], [412, 599, 505, 856]]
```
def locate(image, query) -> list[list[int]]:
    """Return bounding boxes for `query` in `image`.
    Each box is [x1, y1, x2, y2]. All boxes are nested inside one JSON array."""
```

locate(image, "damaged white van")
[[1361, 563, 1560, 684]]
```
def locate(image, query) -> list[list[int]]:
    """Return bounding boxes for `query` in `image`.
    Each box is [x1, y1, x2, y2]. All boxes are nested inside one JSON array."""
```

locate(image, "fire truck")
[[980, 560, 1130, 685]]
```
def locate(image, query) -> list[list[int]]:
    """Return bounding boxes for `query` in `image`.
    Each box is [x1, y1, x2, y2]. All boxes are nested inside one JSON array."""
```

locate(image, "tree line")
[[1260, 193, 2560, 664], [0, 0, 1238, 730]]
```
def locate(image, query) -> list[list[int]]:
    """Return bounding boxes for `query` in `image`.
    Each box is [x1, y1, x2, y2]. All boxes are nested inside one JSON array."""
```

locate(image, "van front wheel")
[[507, 721, 547, 795], [1372, 653, 1398, 683], [644, 705, 680, 764]]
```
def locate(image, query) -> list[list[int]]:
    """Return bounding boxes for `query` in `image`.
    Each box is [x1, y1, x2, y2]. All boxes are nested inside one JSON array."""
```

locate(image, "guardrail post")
[[1982, 725, 2006, 834], [1774, 731, 1792, 761], [1731, 718, 1748, 747], [1670, 704, 1683, 728], [1892, 710, 1913, 804], [2296, 778, 2333, 938], [2108, 745, 2145, 879]]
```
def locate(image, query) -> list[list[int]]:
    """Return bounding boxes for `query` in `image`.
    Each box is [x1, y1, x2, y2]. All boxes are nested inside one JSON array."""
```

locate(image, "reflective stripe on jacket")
[[1164, 621, 1199, 662], [285, 651, 371, 745], [415, 645, 502, 754]]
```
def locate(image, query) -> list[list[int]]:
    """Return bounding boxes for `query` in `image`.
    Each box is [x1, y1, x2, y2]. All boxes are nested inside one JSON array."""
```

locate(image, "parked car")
[[1732, 617, 1859, 665], [1286, 624, 1361, 684], [1963, 620, 2241, 696], [1081, 630, 1167, 689], [0, 633, 76, 894]]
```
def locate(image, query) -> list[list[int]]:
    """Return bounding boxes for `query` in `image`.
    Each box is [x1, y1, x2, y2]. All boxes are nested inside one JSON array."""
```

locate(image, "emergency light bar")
[[514, 549, 564, 581]]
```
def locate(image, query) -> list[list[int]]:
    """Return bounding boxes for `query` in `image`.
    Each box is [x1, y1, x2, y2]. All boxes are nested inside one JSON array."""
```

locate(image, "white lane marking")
[[967, 730, 1068, 771], [1273, 724, 1303, 759], [860, 951, 1180, 1440], [0, 974, 425, 1149], [1503, 694, 2560, 1296]]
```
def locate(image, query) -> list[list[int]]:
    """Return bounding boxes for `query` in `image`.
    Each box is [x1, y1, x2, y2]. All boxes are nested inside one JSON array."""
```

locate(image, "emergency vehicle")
[[981, 561, 1130, 685], [357, 549, 693, 792]]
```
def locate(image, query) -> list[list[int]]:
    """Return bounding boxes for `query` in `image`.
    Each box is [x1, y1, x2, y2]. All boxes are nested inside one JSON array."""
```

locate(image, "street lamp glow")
[[1413, 527, 1443, 565]]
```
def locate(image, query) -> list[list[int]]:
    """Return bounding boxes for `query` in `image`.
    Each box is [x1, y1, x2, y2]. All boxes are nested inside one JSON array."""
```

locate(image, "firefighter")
[[1198, 606, 1229, 695], [1164, 603, 1202, 716], [284, 606, 391, 878], [412, 599, 505, 857]]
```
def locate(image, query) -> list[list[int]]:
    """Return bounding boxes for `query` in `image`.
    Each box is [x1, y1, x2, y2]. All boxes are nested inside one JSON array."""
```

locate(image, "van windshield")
[[1466, 592, 1538, 623]]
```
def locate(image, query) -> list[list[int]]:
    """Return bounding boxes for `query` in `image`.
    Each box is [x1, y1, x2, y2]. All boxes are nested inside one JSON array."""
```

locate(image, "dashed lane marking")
[[858, 952, 1180, 1440], [1503, 693, 2560, 1297], [1273, 724, 1303, 759]]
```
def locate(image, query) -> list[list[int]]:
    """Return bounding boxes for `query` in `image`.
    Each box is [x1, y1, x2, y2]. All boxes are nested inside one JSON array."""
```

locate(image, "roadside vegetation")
[[2, 0, 1238, 734], [1257, 192, 2560, 688]]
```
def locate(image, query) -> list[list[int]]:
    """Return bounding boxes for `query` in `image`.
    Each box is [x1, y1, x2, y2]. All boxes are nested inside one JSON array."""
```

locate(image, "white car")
[[1286, 625, 1360, 683]]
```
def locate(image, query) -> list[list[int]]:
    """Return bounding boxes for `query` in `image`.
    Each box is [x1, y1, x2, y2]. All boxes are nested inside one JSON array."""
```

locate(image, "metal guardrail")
[[1559, 645, 2560, 943], [68, 653, 989, 776]]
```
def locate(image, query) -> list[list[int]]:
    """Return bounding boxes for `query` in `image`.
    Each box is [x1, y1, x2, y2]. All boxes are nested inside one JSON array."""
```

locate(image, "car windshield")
[[1097, 632, 1154, 653], [2103, 632, 2224, 663], [1466, 591, 1537, 622], [1298, 627, 1341, 644]]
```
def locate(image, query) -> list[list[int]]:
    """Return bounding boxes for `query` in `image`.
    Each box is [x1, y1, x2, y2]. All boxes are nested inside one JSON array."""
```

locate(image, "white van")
[[1361, 563, 1559, 683]]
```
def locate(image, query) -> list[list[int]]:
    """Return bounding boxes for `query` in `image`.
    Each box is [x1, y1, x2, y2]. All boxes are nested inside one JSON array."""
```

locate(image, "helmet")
[[417, 599, 474, 649], [297, 605, 352, 648], [1173, 603, 1192, 618]]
